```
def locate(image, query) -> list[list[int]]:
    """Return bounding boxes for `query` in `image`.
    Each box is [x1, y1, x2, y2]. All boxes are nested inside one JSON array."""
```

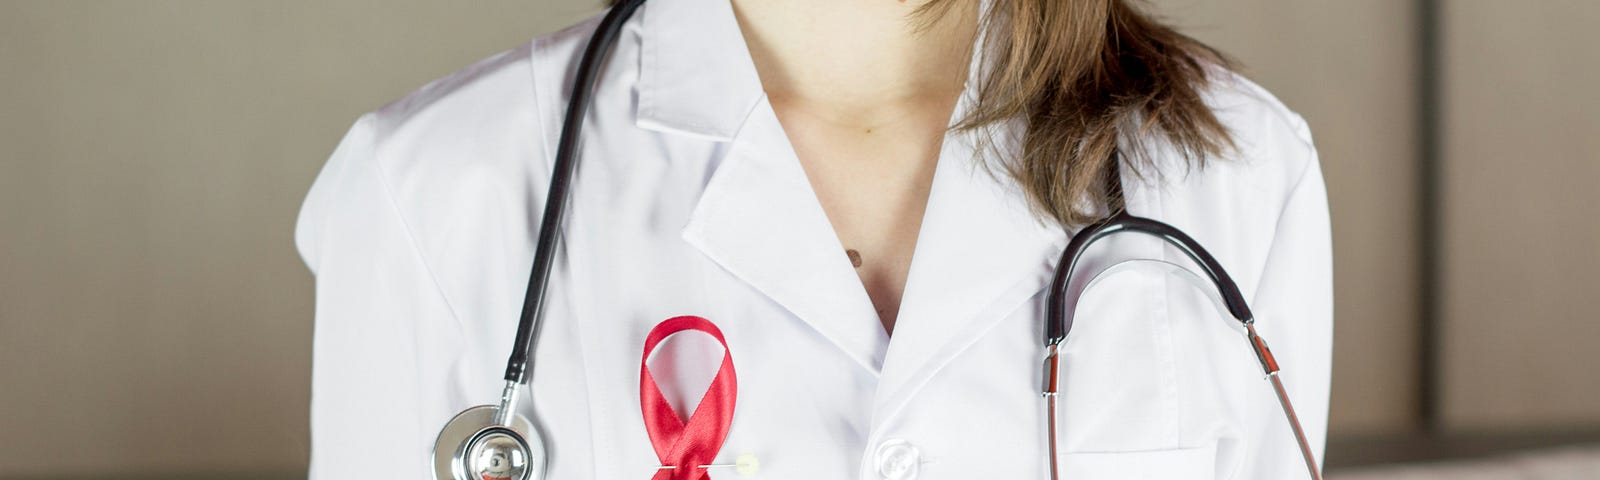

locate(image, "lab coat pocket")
[[1057, 445, 1217, 480]]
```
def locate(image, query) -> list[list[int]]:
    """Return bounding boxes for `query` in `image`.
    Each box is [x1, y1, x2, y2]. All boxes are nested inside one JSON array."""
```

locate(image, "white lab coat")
[[295, 0, 1332, 478]]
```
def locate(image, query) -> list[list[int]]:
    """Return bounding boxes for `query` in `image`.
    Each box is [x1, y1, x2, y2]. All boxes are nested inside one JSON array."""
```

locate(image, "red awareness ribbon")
[[640, 316, 737, 480]]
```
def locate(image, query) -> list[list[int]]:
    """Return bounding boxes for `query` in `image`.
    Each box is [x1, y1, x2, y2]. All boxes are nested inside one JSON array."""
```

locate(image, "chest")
[[769, 97, 959, 331], [526, 213, 1241, 479], [424, 105, 1275, 479]]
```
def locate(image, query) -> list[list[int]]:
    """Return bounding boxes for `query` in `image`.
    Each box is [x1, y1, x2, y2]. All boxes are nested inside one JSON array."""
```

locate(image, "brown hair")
[[946, 0, 1237, 226]]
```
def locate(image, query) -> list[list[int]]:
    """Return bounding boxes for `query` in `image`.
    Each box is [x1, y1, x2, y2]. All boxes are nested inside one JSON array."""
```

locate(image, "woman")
[[296, 0, 1331, 478]]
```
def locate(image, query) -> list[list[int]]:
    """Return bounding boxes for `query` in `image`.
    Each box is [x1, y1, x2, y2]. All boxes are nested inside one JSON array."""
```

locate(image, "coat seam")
[[361, 122, 460, 479]]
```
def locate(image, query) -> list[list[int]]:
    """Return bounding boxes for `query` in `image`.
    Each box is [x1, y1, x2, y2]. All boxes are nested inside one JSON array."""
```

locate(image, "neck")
[[730, 0, 978, 122]]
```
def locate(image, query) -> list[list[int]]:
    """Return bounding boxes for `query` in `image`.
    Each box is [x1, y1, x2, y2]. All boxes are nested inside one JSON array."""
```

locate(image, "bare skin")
[[730, 0, 978, 335]]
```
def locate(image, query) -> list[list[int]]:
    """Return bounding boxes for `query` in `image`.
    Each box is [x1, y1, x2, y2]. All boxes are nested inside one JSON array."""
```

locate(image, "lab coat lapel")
[[873, 120, 1066, 417], [639, 0, 888, 373], [679, 100, 890, 374]]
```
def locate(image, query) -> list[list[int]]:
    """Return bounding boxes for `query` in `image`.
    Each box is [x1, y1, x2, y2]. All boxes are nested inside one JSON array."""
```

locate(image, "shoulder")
[[1198, 68, 1321, 195], [363, 14, 605, 164], [1125, 68, 1330, 303], [296, 13, 612, 271], [1133, 67, 1324, 222], [1127, 67, 1328, 256], [329, 12, 616, 216]]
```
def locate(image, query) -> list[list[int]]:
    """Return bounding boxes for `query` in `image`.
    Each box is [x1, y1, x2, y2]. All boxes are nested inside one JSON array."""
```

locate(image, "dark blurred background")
[[2, 1, 1597, 478]]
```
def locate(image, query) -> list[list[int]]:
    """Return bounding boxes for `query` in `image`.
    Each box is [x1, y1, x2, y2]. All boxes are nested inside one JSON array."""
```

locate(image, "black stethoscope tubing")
[[503, 0, 648, 385], [1045, 210, 1255, 346]]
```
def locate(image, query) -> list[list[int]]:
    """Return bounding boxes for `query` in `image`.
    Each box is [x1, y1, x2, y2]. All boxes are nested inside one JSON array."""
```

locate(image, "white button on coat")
[[294, 0, 1333, 478], [875, 440, 921, 480]]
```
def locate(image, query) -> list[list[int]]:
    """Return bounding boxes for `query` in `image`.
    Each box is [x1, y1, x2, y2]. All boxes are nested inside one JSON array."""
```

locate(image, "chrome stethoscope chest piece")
[[433, 405, 543, 480]]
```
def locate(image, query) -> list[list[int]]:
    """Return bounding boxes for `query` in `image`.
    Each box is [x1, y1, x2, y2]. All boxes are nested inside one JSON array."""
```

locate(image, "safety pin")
[[656, 453, 760, 476]]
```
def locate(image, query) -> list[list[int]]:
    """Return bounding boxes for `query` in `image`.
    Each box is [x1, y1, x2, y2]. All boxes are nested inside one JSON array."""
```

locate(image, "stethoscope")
[[1042, 212, 1322, 480], [430, 0, 1322, 478]]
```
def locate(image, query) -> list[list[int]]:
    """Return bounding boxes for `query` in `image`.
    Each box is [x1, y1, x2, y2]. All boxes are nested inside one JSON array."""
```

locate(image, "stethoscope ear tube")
[[1043, 211, 1255, 346], [502, 0, 649, 385]]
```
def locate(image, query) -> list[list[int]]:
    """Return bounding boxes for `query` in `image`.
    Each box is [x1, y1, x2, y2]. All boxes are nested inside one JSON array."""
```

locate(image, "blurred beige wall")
[[1, 0, 1596, 478], [1438, 1, 1600, 431], [0, 1, 600, 477]]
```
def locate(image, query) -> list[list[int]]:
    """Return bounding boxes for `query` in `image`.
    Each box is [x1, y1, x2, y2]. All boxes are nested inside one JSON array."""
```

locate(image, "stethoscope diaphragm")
[[433, 405, 542, 480]]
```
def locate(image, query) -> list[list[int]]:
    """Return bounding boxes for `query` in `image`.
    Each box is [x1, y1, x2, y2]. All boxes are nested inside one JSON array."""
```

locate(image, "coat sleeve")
[[296, 114, 448, 479], [1239, 115, 1334, 478]]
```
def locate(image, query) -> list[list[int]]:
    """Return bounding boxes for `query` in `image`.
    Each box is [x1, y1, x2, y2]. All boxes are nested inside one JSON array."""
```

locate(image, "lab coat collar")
[[634, 0, 765, 140], [870, 111, 1067, 417], [679, 89, 1067, 407], [680, 99, 893, 374], [673, 0, 1070, 407]]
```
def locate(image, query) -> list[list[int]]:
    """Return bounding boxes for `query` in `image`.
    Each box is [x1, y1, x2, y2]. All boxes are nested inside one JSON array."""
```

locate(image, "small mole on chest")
[[846, 249, 863, 268]]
